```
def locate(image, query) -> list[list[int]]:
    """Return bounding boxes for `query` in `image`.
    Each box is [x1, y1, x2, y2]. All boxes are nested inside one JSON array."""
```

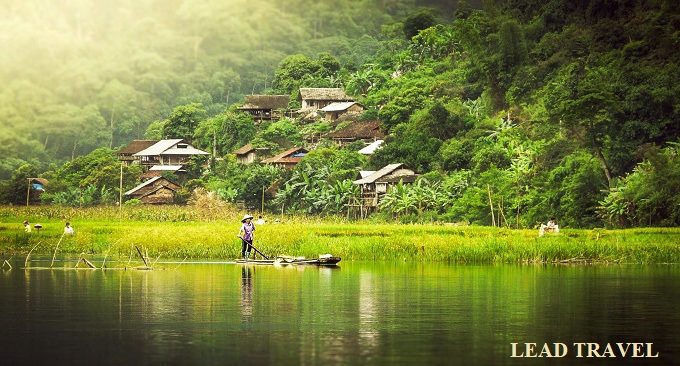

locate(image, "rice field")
[[1, 205, 679, 264]]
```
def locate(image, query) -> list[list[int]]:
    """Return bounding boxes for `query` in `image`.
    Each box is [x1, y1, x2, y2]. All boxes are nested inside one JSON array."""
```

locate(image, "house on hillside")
[[124, 176, 181, 204], [299, 88, 353, 110], [353, 163, 417, 208], [140, 165, 186, 179], [117, 140, 158, 166], [238, 95, 290, 122], [261, 147, 308, 169], [325, 120, 384, 146], [320, 102, 364, 121], [132, 139, 210, 167], [233, 143, 271, 165]]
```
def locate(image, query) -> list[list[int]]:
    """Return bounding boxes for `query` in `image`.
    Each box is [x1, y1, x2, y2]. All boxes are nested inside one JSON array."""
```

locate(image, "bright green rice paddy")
[[1, 205, 679, 264]]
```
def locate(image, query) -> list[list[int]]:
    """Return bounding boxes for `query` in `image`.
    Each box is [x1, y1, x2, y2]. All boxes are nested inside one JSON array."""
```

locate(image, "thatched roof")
[[326, 120, 384, 140], [233, 143, 256, 155], [239, 95, 290, 110], [118, 140, 158, 155], [299, 88, 352, 101]]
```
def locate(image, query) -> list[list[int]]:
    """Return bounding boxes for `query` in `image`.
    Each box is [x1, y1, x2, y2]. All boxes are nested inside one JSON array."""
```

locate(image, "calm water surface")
[[1, 261, 678, 365]]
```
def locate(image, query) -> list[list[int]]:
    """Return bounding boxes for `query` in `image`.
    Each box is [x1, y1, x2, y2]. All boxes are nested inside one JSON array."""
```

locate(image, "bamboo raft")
[[236, 255, 341, 266]]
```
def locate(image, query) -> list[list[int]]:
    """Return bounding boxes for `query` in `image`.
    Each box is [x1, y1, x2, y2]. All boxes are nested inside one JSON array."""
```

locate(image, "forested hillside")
[[2, 0, 679, 227], [0, 0, 416, 169]]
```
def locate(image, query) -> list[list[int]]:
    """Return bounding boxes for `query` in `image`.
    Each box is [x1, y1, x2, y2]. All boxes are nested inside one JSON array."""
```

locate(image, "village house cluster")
[[117, 87, 416, 207]]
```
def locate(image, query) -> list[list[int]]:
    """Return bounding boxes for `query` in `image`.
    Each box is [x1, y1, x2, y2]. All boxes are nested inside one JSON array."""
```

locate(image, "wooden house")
[[320, 102, 364, 121], [261, 147, 308, 169], [133, 139, 209, 167], [238, 95, 290, 121], [124, 176, 181, 204], [117, 140, 158, 166], [353, 163, 417, 208], [298, 88, 353, 110], [233, 143, 271, 165], [140, 165, 186, 179], [325, 120, 384, 146]]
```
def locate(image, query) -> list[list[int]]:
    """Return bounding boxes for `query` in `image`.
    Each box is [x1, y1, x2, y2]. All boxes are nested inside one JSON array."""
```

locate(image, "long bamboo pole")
[[119, 162, 123, 210], [24, 241, 42, 267], [50, 233, 66, 268], [26, 178, 31, 207]]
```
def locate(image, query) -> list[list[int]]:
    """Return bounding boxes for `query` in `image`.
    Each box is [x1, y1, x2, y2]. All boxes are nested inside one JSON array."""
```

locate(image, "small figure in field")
[[539, 217, 559, 237], [64, 222, 75, 236], [239, 214, 255, 261], [256, 215, 265, 226], [23, 220, 31, 233]]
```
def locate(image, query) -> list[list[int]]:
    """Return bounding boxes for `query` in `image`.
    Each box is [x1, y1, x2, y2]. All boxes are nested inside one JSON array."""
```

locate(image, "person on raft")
[[239, 214, 256, 260]]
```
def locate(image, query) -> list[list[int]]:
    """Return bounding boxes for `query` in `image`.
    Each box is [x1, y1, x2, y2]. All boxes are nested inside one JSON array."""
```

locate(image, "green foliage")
[[161, 103, 207, 141], [193, 111, 255, 156], [273, 148, 365, 214], [371, 123, 442, 173], [403, 9, 437, 39], [39, 148, 142, 206], [238, 164, 285, 209], [272, 53, 342, 95], [257, 118, 302, 148], [599, 142, 680, 227]]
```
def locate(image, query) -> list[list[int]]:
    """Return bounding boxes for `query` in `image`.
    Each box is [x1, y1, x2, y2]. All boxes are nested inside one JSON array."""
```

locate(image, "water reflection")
[[0, 263, 678, 365], [241, 266, 253, 320], [359, 271, 379, 358]]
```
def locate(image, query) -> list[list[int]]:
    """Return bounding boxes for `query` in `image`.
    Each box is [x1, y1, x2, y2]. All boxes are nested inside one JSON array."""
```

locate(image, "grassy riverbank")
[[1, 206, 679, 264]]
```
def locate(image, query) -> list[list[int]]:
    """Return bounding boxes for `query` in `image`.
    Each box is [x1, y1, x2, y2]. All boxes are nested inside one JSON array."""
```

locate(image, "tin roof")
[[162, 147, 209, 155], [353, 163, 404, 185], [133, 139, 185, 156], [124, 177, 162, 195], [320, 101, 360, 112], [358, 140, 384, 155], [149, 165, 185, 171]]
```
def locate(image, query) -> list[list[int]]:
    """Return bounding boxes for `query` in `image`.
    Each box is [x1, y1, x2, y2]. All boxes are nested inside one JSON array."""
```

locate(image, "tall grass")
[[1, 206, 679, 263]]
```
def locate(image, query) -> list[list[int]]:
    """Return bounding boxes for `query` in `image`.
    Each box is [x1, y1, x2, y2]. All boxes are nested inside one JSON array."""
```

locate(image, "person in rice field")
[[238, 214, 255, 260]]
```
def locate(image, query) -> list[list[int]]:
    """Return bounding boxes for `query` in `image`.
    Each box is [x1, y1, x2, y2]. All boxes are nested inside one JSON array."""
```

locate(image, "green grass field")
[[1, 205, 679, 264]]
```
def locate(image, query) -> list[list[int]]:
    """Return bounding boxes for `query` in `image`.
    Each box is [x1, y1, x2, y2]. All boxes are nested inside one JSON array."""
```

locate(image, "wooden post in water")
[[135, 245, 149, 267]]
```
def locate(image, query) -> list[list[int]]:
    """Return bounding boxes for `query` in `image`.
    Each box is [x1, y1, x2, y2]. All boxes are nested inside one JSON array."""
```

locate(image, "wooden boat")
[[236, 255, 341, 266]]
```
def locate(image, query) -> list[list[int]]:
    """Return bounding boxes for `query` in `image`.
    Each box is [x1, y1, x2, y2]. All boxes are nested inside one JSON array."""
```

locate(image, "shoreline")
[[2, 206, 680, 264]]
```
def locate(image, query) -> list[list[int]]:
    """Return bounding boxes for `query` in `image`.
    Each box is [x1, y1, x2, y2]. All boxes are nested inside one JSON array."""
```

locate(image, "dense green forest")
[[2, 0, 679, 228]]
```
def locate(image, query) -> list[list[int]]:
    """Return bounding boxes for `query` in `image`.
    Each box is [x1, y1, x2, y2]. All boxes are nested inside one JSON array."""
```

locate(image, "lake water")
[[1, 261, 678, 365]]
